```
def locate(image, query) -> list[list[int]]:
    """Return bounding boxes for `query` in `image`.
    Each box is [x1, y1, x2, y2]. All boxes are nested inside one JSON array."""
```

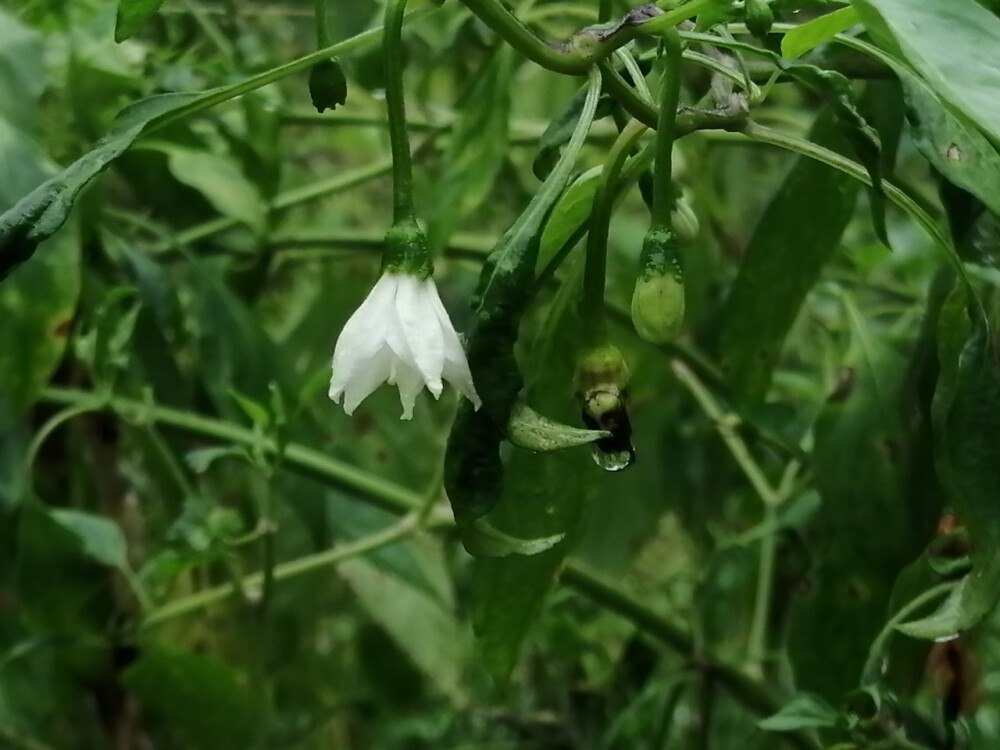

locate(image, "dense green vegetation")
[[2, 0, 1000, 748]]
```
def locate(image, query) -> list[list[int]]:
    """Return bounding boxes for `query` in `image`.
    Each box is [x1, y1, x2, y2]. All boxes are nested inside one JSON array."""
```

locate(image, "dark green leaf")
[[122, 646, 263, 750], [717, 109, 858, 405], [899, 295, 1000, 638], [308, 59, 348, 112], [115, 0, 166, 42], [787, 297, 935, 698], [427, 48, 514, 251], [533, 88, 613, 180], [0, 92, 197, 281], [900, 70, 1000, 217]]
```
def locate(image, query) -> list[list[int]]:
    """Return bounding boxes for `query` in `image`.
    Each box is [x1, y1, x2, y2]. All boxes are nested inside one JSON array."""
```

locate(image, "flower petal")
[[392, 275, 445, 397], [340, 342, 395, 415], [392, 357, 426, 420], [429, 288, 481, 409], [329, 274, 397, 412]]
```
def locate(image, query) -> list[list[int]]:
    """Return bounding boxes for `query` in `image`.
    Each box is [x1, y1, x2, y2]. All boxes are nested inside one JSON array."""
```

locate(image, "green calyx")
[[631, 227, 685, 344], [382, 219, 433, 277]]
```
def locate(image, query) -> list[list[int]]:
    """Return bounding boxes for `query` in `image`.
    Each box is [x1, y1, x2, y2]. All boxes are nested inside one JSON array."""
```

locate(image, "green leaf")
[[122, 646, 263, 749], [14, 504, 120, 629], [0, 8, 44, 132], [140, 142, 265, 231], [787, 296, 936, 698], [717, 109, 859, 405], [758, 694, 840, 732], [781, 7, 860, 60], [49, 509, 129, 569], [533, 89, 613, 180], [506, 403, 609, 452], [337, 556, 468, 700], [0, 92, 197, 281], [115, 0, 166, 42], [898, 298, 1000, 639], [308, 59, 348, 112], [536, 166, 601, 274], [852, 0, 1000, 146], [427, 47, 514, 252], [900, 70, 1000, 217]]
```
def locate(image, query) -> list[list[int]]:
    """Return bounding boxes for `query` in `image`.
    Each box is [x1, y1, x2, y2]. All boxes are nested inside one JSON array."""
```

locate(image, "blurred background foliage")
[[2, 0, 1000, 748]]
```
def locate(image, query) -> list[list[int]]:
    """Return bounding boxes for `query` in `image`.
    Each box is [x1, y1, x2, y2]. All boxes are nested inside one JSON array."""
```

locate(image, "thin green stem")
[[745, 461, 799, 676], [583, 119, 648, 342], [149, 3, 438, 136], [149, 156, 394, 254], [861, 582, 957, 685], [314, 0, 331, 47], [671, 359, 779, 506], [559, 564, 819, 750], [40, 387, 421, 517], [383, 0, 417, 223], [144, 517, 417, 629], [651, 28, 682, 229]]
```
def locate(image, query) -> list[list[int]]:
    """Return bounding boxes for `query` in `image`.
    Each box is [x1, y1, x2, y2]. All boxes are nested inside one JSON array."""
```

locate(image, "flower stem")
[[583, 118, 648, 343], [650, 28, 682, 229], [384, 0, 417, 224]]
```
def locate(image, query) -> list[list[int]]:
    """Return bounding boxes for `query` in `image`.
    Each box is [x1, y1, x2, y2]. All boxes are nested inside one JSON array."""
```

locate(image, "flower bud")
[[745, 0, 774, 39], [671, 197, 700, 245], [631, 227, 685, 344], [573, 345, 635, 471]]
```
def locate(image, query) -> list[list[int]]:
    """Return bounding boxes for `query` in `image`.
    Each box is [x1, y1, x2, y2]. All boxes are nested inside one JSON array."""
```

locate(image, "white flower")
[[329, 272, 481, 420]]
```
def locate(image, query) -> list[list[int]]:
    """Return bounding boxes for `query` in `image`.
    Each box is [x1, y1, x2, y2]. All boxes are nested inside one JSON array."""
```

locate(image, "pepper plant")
[[1, 0, 1000, 748]]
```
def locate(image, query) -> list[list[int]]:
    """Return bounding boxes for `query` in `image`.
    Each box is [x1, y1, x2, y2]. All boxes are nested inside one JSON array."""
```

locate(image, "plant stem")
[[383, 0, 417, 223], [457, 0, 717, 75], [143, 517, 417, 628], [671, 360, 778, 506], [559, 564, 819, 750], [149, 2, 438, 135], [860, 582, 957, 685], [583, 119, 648, 342], [650, 27, 682, 229]]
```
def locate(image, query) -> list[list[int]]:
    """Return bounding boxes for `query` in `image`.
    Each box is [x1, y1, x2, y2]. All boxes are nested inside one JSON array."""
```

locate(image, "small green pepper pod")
[[631, 227, 686, 344]]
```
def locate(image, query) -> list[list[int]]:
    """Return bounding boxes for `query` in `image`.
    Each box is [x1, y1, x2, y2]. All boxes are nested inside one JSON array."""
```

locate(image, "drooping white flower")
[[329, 272, 481, 420]]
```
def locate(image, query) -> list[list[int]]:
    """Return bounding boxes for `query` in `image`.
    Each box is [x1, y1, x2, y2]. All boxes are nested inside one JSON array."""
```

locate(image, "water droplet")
[[934, 632, 961, 643], [590, 445, 634, 472]]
